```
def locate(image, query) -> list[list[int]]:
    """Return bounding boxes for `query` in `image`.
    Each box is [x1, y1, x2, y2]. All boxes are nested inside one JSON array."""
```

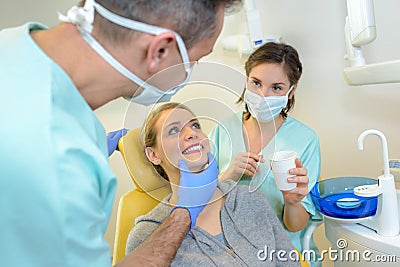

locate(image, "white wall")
[[213, 0, 400, 181], [3, 0, 400, 262], [0, 0, 75, 29]]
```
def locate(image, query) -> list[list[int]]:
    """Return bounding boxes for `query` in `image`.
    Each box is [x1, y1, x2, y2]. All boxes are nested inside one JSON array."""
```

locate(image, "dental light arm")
[[344, 0, 376, 67], [346, 0, 376, 48], [343, 0, 400, 85], [245, 0, 264, 48], [222, 0, 281, 57]]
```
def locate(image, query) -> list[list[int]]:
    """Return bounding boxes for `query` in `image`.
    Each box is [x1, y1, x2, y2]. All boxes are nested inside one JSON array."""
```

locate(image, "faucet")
[[355, 129, 399, 236]]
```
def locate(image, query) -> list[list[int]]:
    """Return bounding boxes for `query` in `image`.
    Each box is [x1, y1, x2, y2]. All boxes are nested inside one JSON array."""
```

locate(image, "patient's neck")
[[168, 186, 222, 207], [169, 187, 225, 235], [195, 189, 225, 235]]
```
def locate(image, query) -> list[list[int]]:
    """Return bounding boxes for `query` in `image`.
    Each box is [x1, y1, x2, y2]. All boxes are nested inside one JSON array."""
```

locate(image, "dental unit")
[[343, 0, 400, 85], [353, 130, 400, 237], [311, 129, 400, 266], [222, 0, 281, 57]]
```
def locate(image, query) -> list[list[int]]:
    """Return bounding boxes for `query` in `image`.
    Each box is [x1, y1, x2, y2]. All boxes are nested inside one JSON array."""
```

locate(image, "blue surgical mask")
[[244, 85, 294, 122], [59, 0, 192, 106]]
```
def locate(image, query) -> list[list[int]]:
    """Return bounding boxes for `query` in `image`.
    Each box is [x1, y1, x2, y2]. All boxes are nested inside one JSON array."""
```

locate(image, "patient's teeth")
[[183, 145, 202, 154]]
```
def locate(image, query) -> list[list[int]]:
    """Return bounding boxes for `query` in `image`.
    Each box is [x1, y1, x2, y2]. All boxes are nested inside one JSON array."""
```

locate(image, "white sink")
[[324, 190, 400, 266]]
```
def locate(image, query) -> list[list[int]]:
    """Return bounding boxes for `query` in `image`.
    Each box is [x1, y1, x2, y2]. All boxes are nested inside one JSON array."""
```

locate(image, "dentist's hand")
[[282, 158, 309, 205], [106, 128, 128, 156], [172, 152, 219, 229]]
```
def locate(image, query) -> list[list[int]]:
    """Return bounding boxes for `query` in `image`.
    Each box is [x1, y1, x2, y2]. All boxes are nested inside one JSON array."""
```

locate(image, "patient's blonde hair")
[[141, 102, 195, 181]]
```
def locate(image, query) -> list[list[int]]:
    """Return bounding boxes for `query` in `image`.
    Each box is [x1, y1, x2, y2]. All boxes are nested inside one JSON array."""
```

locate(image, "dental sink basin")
[[323, 130, 400, 266], [310, 177, 378, 220], [324, 189, 400, 266]]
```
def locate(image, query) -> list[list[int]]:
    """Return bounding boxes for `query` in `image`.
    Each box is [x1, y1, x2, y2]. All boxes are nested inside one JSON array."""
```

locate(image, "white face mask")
[[59, 0, 192, 106], [244, 85, 294, 122]]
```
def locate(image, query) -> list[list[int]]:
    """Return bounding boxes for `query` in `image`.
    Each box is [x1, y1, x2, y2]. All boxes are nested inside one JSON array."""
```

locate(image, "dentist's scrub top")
[[209, 112, 322, 253], [0, 23, 117, 266]]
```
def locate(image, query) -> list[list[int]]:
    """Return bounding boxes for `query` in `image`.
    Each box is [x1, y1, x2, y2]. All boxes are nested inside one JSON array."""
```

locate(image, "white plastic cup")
[[268, 151, 297, 191], [272, 171, 296, 191], [269, 151, 297, 170]]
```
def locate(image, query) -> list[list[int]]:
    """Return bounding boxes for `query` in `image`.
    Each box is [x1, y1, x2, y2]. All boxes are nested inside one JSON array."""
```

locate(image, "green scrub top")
[[0, 23, 116, 266], [209, 112, 322, 253]]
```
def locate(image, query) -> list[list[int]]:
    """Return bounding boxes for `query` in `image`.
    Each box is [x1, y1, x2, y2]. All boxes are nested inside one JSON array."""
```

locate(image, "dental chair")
[[112, 128, 171, 265], [112, 128, 310, 266]]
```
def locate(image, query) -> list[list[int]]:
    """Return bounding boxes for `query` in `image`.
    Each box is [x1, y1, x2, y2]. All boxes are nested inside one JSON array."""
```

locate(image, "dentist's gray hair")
[[82, 0, 243, 49]]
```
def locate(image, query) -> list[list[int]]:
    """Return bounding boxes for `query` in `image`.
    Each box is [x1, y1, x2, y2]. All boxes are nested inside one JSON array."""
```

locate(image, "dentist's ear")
[[146, 32, 176, 74], [289, 84, 297, 99], [145, 147, 161, 165]]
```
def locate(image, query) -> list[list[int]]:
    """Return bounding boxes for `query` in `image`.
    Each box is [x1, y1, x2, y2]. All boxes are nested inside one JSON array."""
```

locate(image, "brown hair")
[[141, 102, 195, 181], [238, 42, 303, 120]]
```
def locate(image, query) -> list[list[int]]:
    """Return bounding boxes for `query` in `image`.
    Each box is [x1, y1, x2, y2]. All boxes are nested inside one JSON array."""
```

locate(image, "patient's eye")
[[192, 122, 201, 129], [168, 126, 180, 135]]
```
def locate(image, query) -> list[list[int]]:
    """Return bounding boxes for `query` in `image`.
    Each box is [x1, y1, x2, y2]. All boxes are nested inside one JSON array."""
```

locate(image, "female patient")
[[126, 102, 299, 266]]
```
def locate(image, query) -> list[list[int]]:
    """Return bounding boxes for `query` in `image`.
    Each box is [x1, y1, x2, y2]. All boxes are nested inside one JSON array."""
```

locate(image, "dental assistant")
[[0, 0, 242, 266], [209, 42, 321, 256]]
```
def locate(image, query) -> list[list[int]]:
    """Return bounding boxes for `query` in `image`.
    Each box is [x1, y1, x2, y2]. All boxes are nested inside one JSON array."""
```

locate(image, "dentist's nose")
[[257, 86, 268, 97]]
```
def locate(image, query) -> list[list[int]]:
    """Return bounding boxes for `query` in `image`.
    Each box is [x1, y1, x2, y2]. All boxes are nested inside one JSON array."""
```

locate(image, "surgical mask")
[[244, 85, 294, 122], [59, 0, 192, 106]]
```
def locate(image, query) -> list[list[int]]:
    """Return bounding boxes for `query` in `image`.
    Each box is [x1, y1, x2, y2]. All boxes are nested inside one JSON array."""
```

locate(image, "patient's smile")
[[182, 143, 203, 155]]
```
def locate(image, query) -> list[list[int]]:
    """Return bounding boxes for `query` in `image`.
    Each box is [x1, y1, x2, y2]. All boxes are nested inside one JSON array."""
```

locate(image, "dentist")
[[0, 0, 242, 266]]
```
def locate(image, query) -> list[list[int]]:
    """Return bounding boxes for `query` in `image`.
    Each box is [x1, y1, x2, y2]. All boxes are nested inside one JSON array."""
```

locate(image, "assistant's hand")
[[220, 152, 263, 182], [106, 128, 128, 156], [281, 158, 309, 205], [172, 152, 219, 229]]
